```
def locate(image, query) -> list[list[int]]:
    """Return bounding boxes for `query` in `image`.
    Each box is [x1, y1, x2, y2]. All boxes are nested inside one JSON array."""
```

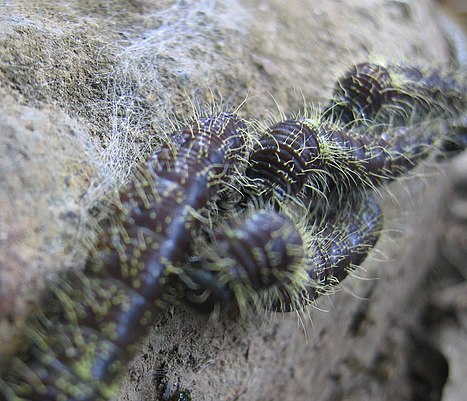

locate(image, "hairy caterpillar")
[[180, 192, 383, 315], [246, 63, 465, 201], [245, 118, 449, 200], [270, 192, 383, 312], [326, 62, 466, 127], [0, 112, 247, 401], [180, 208, 306, 316], [1, 62, 464, 401], [240, 63, 465, 309], [325, 63, 393, 124]]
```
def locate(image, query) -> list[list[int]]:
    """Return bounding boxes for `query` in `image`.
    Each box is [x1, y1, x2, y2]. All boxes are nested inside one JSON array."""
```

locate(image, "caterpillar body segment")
[[313, 192, 383, 287], [245, 119, 322, 199], [180, 209, 306, 317], [325, 63, 393, 124], [270, 193, 384, 312], [327, 62, 466, 127], [0, 113, 247, 401]]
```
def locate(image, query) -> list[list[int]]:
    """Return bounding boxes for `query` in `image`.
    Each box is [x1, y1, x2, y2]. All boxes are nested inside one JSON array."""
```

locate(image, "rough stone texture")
[[423, 151, 467, 401], [0, 0, 464, 400], [0, 99, 93, 354]]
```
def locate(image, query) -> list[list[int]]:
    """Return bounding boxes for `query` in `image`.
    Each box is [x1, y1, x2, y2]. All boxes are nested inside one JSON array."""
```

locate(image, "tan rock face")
[[0, 0, 463, 400]]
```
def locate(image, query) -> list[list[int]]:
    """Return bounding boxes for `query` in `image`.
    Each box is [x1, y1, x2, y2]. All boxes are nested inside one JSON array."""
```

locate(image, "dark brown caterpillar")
[[2, 61, 464, 401], [179, 192, 382, 315], [245, 117, 446, 200], [326, 62, 466, 126], [325, 63, 393, 124], [0, 112, 247, 401], [179, 209, 305, 316], [271, 192, 383, 312], [245, 119, 322, 199]]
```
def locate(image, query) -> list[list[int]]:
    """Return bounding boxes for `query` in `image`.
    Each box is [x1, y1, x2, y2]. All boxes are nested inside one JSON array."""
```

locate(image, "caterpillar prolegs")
[[0, 62, 465, 401]]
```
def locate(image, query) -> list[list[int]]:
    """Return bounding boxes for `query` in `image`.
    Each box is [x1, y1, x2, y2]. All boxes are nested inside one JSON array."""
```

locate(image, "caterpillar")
[[179, 208, 306, 316], [325, 63, 393, 125], [240, 63, 465, 309], [0, 112, 247, 401], [270, 192, 384, 312], [245, 117, 448, 201], [325, 62, 466, 127], [179, 191, 383, 315], [1, 62, 465, 401], [246, 63, 466, 201]]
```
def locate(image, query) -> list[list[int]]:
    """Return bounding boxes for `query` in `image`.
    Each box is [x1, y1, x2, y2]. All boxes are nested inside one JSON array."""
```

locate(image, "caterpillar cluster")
[[0, 62, 465, 401], [181, 191, 383, 315], [0, 113, 248, 401]]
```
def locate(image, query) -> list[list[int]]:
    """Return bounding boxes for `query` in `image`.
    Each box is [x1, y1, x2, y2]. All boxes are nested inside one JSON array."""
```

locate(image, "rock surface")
[[0, 0, 464, 400]]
